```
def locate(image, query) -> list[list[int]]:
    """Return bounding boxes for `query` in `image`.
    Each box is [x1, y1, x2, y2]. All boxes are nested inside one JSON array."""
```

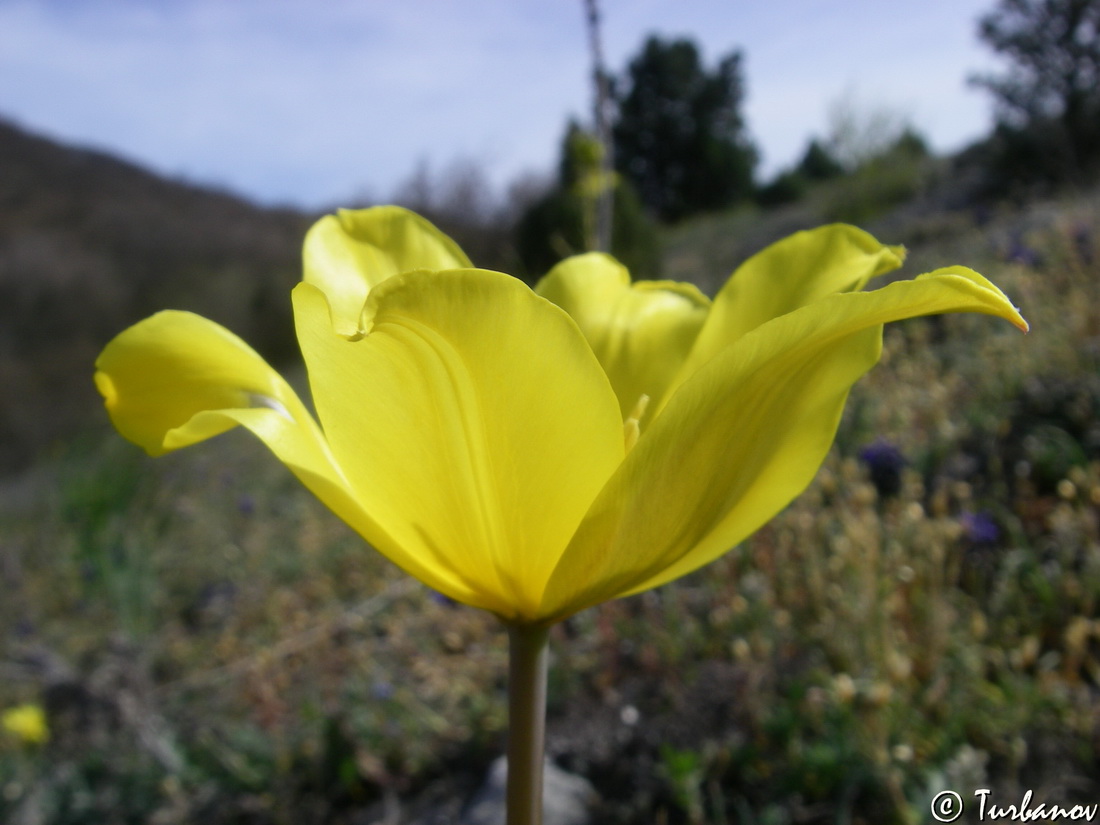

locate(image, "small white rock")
[[461, 756, 597, 825]]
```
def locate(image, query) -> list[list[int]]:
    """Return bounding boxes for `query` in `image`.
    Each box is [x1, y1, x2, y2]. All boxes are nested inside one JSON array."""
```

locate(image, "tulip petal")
[[294, 269, 624, 621], [303, 206, 472, 336], [666, 225, 905, 409], [541, 267, 1026, 620], [94, 310, 490, 604], [95, 310, 315, 457], [535, 253, 711, 421]]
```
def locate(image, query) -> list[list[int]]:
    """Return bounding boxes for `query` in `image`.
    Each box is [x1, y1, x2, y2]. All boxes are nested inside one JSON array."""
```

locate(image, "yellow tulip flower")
[[95, 207, 1026, 625], [2, 703, 48, 745]]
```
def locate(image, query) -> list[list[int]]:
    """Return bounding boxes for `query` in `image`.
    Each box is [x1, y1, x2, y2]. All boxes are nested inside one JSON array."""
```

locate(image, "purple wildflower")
[[858, 440, 906, 497], [960, 511, 1000, 545], [428, 588, 458, 608]]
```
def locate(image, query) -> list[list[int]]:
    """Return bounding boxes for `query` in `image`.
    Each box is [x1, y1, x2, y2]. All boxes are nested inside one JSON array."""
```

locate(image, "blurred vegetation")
[[755, 139, 845, 209], [818, 130, 937, 225], [754, 92, 941, 225]]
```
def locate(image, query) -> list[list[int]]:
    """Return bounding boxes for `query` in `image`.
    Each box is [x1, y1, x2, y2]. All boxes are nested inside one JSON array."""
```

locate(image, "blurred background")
[[1, 0, 1099, 822]]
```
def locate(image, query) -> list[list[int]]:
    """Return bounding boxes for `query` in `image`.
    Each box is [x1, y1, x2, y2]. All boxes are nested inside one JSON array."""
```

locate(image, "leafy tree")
[[754, 169, 807, 208], [755, 139, 845, 209], [797, 138, 844, 181], [824, 92, 912, 171], [971, 0, 1100, 175], [612, 36, 757, 222], [821, 129, 935, 223]]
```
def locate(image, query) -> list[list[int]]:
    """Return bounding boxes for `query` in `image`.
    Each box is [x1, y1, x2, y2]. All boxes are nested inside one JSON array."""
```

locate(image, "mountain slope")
[[0, 118, 311, 472]]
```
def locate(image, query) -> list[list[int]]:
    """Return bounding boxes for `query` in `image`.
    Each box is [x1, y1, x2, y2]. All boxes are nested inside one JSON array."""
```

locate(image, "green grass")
[[2, 187, 1099, 823]]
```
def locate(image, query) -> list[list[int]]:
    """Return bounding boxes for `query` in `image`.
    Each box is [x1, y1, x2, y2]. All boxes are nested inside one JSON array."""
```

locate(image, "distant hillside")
[[0, 118, 311, 472]]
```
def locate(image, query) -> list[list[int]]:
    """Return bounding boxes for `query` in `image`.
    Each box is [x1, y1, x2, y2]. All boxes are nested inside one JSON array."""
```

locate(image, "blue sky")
[[0, 0, 1004, 210]]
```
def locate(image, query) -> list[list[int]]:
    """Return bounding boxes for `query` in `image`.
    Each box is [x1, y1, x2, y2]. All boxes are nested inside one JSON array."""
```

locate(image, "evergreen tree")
[[612, 37, 757, 222], [797, 139, 844, 181]]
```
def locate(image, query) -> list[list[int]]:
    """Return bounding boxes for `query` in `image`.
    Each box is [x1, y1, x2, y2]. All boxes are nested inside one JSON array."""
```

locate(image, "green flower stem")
[[506, 623, 550, 825]]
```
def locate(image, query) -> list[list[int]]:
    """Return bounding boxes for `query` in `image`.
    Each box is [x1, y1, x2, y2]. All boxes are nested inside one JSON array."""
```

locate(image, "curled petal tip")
[[93, 370, 117, 407], [992, 293, 1028, 333]]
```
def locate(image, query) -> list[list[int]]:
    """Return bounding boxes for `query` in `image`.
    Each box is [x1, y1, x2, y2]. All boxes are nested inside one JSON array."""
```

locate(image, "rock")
[[460, 756, 597, 825]]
